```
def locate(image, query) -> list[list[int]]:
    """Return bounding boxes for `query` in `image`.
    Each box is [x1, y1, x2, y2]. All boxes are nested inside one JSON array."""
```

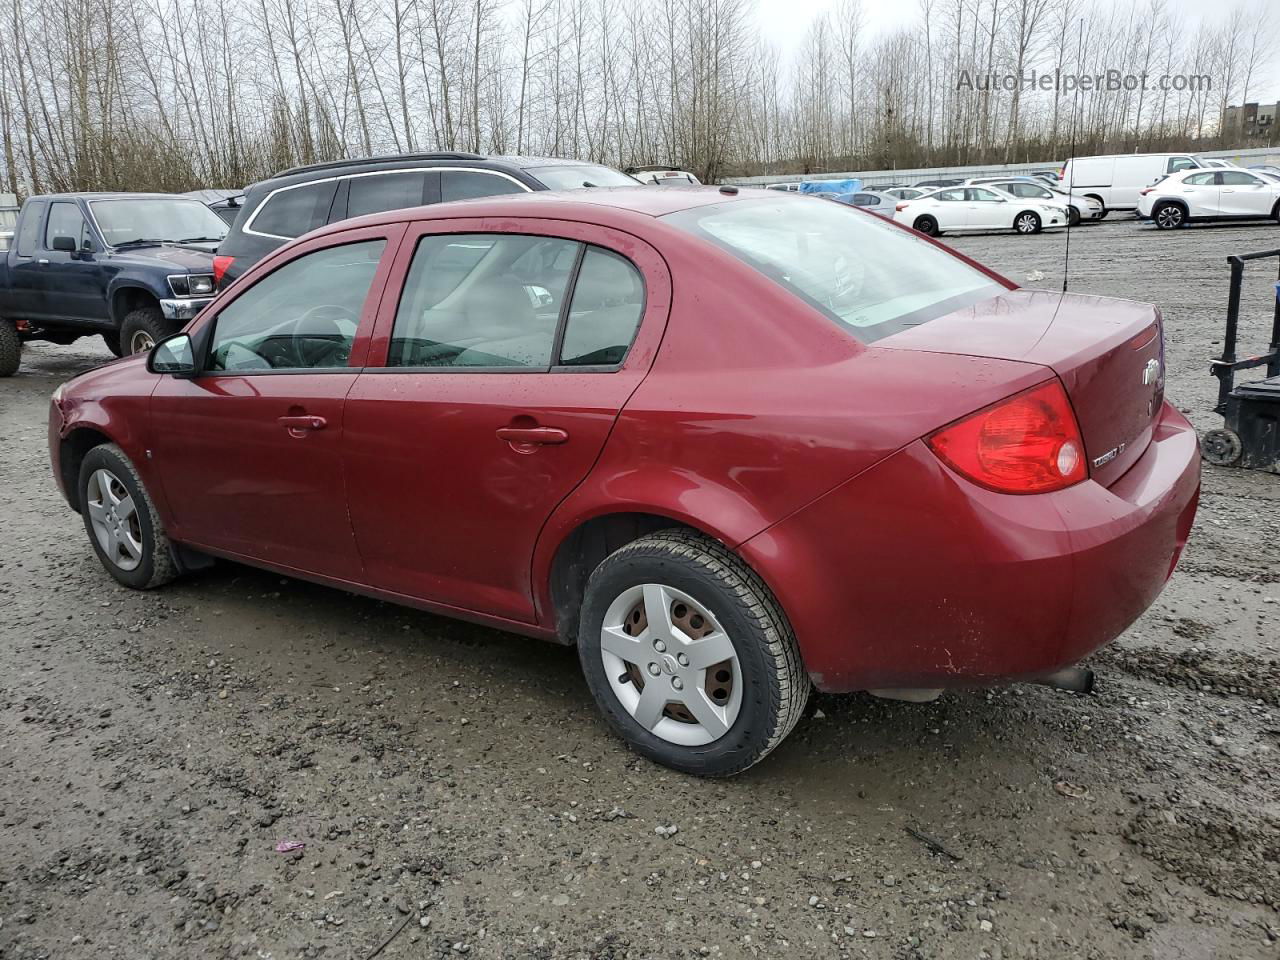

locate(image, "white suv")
[[1138, 169, 1280, 229]]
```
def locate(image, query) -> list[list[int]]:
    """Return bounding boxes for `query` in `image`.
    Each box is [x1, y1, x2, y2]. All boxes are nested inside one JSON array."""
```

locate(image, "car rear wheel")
[[79, 444, 178, 589], [578, 529, 809, 777], [1153, 203, 1186, 230], [0, 319, 20, 377], [913, 215, 940, 237], [120, 306, 171, 355], [102, 332, 124, 357], [1067, 205, 1081, 227], [1015, 211, 1041, 234]]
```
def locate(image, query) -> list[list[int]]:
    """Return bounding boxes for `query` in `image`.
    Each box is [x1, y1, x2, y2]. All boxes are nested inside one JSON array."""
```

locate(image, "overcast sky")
[[755, 0, 1280, 102]]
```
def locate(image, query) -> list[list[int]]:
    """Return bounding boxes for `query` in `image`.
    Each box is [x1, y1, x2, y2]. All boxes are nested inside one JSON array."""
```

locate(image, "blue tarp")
[[799, 178, 862, 195]]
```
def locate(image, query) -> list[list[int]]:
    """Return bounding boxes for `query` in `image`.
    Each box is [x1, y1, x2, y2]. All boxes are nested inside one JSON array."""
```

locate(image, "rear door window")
[[559, 248, 644, 367], [15, 201, 45, 256], [388, 233, 578, 368], [1220, 171, 1262, 186], [346, 172, 429, 219], [250, 181, 339, 239], [441, 171, 526, 203]]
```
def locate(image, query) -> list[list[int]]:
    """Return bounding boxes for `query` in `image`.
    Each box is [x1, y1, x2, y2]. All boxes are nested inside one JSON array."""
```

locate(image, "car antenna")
[[1061, 17, 1084, 295]]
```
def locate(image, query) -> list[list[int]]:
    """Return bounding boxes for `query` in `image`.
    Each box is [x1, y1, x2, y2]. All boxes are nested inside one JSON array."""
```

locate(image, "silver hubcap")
[[86, 468, 144, 571], [600, 583, 742, 747], [1157, 207, 1182, 228], [129, 330, 155, 354], [1017, 215, 1036, 232]]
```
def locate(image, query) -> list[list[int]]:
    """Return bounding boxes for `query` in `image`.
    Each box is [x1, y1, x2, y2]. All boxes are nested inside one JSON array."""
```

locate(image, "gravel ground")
[[2, 217, 1279, 960]]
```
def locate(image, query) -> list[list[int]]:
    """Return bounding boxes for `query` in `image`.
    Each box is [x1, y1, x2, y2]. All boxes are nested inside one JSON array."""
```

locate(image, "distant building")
[[1222, 102, 1279, 137]]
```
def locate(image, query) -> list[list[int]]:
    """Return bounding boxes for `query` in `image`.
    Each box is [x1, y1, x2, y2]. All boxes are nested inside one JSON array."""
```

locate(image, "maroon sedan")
[[49, 187, 1199, 776]]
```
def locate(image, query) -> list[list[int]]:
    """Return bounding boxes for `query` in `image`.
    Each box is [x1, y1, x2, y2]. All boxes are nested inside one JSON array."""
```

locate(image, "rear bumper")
[[739, 402, 1200, 693]]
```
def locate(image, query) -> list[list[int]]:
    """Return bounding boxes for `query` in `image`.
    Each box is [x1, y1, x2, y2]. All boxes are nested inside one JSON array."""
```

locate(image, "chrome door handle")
[[37, 258, 49, 264]]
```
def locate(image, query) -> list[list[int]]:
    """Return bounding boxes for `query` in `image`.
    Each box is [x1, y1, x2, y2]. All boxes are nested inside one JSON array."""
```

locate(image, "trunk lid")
[[883, 289, 1164, 488]]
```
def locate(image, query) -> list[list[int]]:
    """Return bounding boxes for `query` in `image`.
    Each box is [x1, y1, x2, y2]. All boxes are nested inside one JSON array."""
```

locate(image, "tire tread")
[[585, 528, 809, 775]]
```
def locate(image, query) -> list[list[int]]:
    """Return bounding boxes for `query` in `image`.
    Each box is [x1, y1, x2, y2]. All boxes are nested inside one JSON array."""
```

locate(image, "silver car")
[[966, 177, 1103, 226]]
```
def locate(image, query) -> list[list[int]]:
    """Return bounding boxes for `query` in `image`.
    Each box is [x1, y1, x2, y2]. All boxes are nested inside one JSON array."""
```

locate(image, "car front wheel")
[[78, 443, 178, 589], [578, 529, 809, 777], [120, 306, 171, 355]]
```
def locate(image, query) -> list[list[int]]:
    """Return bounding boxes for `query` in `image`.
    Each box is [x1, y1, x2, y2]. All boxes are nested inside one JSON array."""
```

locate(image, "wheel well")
[[111, 287, 160, 325], [60, 428, 112, 511], [1084, 193, 1104, 207], [1271, 198, 1280, 219], [548, 513, 697, 645]]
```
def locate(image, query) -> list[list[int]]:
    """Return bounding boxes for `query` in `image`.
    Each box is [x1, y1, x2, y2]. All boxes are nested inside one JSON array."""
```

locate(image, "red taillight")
[[212, 255, 235, 286], [1139, 187, 1153, 196], [895, 202, 908, 211], [926, 380, 1087, 494]]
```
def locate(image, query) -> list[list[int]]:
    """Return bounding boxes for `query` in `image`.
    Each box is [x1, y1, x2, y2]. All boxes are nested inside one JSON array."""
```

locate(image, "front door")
[[344, 219, 669, 622], [41, 200, 110, 324], [150, 227, 401, 582], [1218, 171, 1275, 217]]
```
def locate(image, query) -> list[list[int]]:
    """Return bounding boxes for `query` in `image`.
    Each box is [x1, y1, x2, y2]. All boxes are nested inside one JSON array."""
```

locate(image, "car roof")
[[259, 153, 608, 187], [299, 185, 779, 239]]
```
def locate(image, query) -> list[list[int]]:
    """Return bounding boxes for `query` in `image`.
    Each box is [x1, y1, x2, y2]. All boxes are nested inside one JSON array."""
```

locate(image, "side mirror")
[[51, 235, 77, 253], [148, 333, 198, 378]]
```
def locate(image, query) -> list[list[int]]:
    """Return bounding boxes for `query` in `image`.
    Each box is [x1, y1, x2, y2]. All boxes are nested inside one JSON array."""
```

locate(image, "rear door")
[[1179, 171, 1221, 216], [343, 216, 670, 622], [965, 188, 1006, 229], [930, 189, 969, 229], [151, 224, 403, 580]]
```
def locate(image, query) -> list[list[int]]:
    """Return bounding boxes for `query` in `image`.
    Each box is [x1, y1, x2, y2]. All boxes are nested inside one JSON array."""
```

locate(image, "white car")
[[1137, 168, 1280, 229], [966, 177, 1102, 225], [1060, 153, 1202, 214], [892, 186, 1066, 237]]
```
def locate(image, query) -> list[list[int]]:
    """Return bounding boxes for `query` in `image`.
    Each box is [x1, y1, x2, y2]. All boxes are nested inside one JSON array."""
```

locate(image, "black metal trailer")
[[1200, 248, 1280, 472]]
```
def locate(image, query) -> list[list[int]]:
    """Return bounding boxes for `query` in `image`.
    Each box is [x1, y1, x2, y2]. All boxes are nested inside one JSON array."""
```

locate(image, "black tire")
[[1014, 210, 1042, 234], [913, 215, 940, 237], [102, 331, 124, 357], [78, 443, 178, 590], [578, 529, 809, 777], [1067, 205, 1081, 227], [1153, 202, 1186, 230], [0, 318, 20, 377], [119, 306, 172, 356], [1200, 428, 1242, 466]]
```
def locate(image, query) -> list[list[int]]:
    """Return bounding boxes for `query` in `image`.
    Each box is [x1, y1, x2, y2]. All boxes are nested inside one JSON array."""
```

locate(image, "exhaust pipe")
[[1030, 667, 1094, 695]]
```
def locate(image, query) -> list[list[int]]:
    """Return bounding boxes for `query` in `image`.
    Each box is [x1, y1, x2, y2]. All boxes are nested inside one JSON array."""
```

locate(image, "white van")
[[1060, 153, 1202, 215]]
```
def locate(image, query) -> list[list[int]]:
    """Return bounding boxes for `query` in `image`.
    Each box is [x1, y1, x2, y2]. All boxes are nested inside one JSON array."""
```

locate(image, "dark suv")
[[214, 153, 638, 287]]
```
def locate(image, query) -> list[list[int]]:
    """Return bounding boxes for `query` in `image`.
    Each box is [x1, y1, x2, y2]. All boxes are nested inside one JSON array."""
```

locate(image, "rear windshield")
[[525, 164, 638, 190], [663, 197, 1003, 343]]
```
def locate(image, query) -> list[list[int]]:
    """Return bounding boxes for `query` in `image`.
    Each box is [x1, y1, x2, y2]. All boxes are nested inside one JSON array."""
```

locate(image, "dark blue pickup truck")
[[0, 193, 229, 376]]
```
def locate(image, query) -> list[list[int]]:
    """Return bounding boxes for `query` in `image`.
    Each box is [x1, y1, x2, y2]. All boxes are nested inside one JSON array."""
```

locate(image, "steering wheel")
[[290, 304, 359, 367]]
